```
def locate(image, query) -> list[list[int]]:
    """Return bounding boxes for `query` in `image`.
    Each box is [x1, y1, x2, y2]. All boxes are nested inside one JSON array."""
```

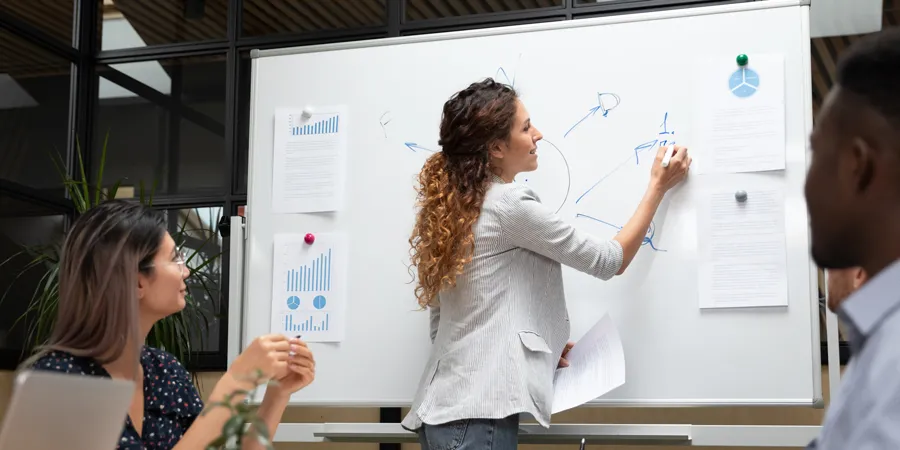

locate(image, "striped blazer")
[[401, 177, 624, 430]]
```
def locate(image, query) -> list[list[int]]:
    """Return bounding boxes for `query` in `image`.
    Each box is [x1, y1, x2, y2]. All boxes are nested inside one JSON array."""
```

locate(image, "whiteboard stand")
[[226, 0, 842, 446], [263, 423, 824, 446], [227, 215, 247, 365]]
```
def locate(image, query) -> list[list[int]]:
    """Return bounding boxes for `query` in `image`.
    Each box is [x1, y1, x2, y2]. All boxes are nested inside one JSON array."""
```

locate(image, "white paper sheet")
[[272, 106, 348, 213], [693, 54, 786, 174], [552, 313, 626, 414], [270, 232, 348, 342], [697, 188, 788, 309]]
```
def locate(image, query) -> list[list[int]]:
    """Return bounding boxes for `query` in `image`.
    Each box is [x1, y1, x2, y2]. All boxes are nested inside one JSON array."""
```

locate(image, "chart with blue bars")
[[282, 311, 330, 333], [290, 114, 340, 136], [285, 249, 332, 292], [273, 232, 344, 341]]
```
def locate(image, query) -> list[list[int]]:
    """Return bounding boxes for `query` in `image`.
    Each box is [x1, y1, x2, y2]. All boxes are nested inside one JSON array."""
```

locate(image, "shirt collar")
[[491, 174, 507, 184], [837, 259, 900, 353]]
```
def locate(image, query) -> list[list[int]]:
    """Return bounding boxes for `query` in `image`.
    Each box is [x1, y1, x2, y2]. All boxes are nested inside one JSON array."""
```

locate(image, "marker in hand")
[[289, 335, 302, 356], [661, 145, 676, 168]]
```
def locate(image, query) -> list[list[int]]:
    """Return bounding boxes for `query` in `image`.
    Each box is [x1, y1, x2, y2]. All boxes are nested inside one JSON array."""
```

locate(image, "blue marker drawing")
[[728, 67, 760, 98], [495, 54, 522, 87], [404, 142, 437, 153], [526, 139, 571, 214], [575, 112, 675, 204], [564, 92, 621, 138], [379, 111, 392, 138], [633, 112, 675, 165], [576, 213, 664, 251]]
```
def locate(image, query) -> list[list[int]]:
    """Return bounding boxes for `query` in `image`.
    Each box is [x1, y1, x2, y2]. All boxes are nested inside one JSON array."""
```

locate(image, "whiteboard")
[[240, 0, 822, 407]]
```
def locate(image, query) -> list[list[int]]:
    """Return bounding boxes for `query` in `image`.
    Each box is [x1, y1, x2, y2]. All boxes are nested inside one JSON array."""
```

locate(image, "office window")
[[0, 1, 75, 46], [242, 0, 386, 37], [94, 55, 227, 195], [0, 29, 73, 197], [405, 0, 563, 21], [0, 193, 67, 364], [166, 205, 223, 353], [235, 52, 252, 195], [99, 0, 228, 51]]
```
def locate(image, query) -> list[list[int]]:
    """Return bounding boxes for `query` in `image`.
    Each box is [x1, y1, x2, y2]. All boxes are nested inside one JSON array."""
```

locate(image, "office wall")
[[0, 368, 832, 450]]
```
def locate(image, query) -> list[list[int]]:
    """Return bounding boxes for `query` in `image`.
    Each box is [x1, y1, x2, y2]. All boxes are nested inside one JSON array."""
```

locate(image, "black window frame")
[[8, 0, 839, 377]]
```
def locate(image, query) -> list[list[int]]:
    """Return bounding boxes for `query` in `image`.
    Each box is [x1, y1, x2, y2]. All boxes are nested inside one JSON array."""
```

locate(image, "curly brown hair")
[[409, 78, 519, 308]]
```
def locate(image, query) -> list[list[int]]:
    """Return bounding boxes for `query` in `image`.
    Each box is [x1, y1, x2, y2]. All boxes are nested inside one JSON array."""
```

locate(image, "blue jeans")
[[417, 415, 520, 450]]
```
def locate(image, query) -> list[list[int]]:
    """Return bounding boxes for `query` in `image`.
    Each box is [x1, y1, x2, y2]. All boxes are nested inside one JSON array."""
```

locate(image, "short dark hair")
[[836, 27, 900, 125]]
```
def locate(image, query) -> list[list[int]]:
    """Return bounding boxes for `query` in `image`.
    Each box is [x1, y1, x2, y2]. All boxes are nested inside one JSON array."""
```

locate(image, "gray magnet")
[[735, 190, 748, 202]]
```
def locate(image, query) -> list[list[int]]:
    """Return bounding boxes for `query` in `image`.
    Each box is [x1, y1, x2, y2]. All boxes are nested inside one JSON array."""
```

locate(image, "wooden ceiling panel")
[[241, 0, 386, 36], [406, 0, 562, 21], [0, 0, 74, 45], [0, 28, 69, 78], [810, 0, 898, 117], [109, 0, 229, 45], [0, 0, 896, 119]]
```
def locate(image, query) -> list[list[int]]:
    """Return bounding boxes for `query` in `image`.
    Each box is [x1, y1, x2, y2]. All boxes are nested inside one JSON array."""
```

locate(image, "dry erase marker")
[[288, 335, 302, 356], [661, 145, 676, 168]]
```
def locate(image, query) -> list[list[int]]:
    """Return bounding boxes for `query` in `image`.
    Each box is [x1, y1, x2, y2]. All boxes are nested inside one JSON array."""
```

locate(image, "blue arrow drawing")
[[404, 142, 437, 153], [564, 92, 621, 138], [576, 213, 664, 251]]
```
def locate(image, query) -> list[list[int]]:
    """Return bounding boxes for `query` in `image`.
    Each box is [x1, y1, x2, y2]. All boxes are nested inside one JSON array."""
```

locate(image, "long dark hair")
[[24, 199, 167, 375], [409, 78, 519, 308]]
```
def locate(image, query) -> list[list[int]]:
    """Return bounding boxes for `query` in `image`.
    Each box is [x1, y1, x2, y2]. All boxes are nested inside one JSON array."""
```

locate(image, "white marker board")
[[239, 0, 822, 407]]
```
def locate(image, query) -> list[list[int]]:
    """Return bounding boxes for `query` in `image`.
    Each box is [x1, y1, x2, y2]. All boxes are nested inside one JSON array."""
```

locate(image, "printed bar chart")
[[282, 313, 330, 333], [285, 249, 332, 292], [272, 232, 345, 342], [291, 115, 339, 136]]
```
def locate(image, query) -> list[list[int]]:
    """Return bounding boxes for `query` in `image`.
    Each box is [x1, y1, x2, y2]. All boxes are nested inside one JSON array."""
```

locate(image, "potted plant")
[[0, 134, 221, 378], [0, 136, 270, 449], [203, 370, 276, 450]]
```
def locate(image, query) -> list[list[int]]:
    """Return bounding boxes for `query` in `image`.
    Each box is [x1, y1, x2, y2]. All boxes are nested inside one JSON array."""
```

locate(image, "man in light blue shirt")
[[804, 27, 900, 449]]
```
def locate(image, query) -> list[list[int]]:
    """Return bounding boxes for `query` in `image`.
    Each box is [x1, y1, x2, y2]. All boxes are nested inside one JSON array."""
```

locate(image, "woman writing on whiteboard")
[[24, 199, 316, 450], [403, 78, 691, 449]]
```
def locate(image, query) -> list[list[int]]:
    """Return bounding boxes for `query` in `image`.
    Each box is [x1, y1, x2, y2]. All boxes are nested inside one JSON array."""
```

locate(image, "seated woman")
[[25, 199, 314, 450]]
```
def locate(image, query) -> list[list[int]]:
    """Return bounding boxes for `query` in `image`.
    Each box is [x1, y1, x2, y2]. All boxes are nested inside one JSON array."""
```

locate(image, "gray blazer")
[[401, 178, 624, 430]]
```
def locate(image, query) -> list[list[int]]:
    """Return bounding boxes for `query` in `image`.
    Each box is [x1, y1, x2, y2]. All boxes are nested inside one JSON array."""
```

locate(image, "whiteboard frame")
[[237, 0, 825, 409]]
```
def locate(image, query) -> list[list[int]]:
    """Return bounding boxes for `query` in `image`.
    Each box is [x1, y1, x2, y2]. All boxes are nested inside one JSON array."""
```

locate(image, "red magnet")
[[304, 233, 315, 244]]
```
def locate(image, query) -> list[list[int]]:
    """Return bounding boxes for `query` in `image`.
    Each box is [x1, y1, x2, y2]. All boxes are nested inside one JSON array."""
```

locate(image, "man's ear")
[[849, 137, 876, 194], [852, 267, 868, 289]]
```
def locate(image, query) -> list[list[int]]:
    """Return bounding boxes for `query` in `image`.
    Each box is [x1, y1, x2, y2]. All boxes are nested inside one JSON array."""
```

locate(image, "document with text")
[[272, 106, 348, 213], [697, 187, 789, 309], [552, 313, 626, 414], [692, 54, 786, 174]]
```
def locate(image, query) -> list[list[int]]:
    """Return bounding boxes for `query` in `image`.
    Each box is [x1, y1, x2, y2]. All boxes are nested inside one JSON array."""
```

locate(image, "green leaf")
[[207, 435, 227, 448], [252, 417, 270, 439], [107, 179, 122, 201], [221, 415, 244, 438], [94, 130, 110, 205], [252, 417, 274, 450], [74, 138, 90, 208]]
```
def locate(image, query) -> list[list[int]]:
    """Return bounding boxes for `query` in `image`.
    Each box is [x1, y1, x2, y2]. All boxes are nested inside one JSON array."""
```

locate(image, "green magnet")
[[736, 54, 749, 66]]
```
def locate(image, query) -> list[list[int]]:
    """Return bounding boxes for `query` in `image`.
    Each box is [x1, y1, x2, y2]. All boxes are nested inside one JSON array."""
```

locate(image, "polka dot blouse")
[[33, 346, 204, 450]]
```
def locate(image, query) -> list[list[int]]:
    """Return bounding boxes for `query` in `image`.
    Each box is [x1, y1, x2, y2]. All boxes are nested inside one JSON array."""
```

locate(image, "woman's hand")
[[649, 145, 691, 193], [246, 339, 315, 450], [558, 341, 574, 368], [227, 334, 291, 385], [271, 338, 316, 395]]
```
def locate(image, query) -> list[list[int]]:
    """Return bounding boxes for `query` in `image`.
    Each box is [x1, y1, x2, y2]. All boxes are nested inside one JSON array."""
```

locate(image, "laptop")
[[0, 370, 134, 450]]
